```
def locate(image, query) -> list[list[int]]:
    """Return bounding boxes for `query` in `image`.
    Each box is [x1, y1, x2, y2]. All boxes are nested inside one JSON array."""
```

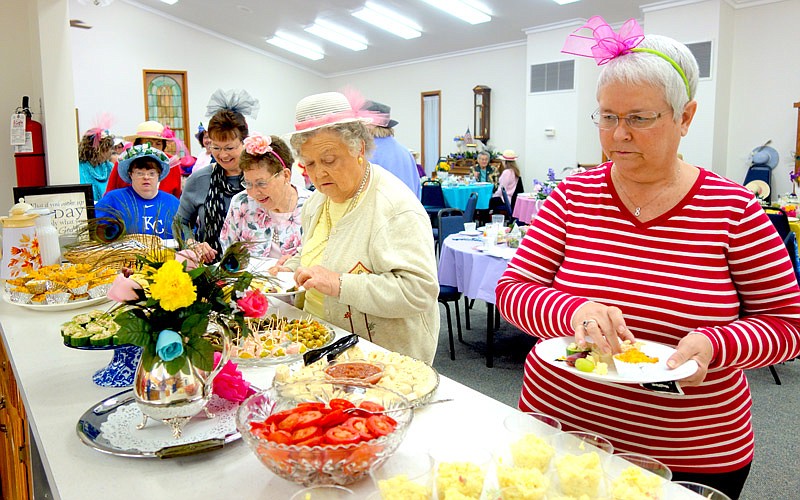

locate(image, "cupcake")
[[88, 283, 112, 299], [26, 279, 49, 294], [9, 290, 34, 304], [45, 291, 71, 305]]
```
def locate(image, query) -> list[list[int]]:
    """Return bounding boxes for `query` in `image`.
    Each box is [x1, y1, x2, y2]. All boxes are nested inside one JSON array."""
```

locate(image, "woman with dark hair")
[[194, 122, 213, 170], [174, 89, 258, 262], [220, 133, 311, 262]]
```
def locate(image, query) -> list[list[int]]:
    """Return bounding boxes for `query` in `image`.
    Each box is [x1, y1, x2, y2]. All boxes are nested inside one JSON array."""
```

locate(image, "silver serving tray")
[[75, 389, 243, 459]]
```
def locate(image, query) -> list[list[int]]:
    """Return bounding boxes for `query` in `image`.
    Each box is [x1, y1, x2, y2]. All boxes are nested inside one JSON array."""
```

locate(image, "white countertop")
[[0, 297, 703, 499]]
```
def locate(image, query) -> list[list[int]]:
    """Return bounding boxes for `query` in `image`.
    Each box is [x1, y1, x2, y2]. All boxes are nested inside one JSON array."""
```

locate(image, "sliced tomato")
[[365, 415, 396, 437], [264, 408, 295, 426], [329, 398, 356, 411], [295, 435, 324, 447], [277, 412, 302, 432], [324, 425, 361, 445], [295, 402, 327, 412], [343, 416, 374, 441], [266, 430, 292, 445], [294, 410, 324, 429], [358, 401, 385, 413], [319, 409, 349, 429], [291, 425, 322, 444]]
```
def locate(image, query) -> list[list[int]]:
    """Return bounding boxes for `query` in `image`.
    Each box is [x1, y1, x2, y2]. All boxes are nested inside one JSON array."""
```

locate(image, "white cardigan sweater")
[[286, 164, 440, 364]]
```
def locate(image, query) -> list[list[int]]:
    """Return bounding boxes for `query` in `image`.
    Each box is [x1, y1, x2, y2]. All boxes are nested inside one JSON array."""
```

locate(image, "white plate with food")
[[251, 272, 304, 297], [535, 337, 698, 384], [2, 292, 110, 312]]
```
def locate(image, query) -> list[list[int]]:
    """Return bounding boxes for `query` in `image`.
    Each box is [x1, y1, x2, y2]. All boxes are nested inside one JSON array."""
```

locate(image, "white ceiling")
[[108, 0, 649, 76], [84, 0, 758, 77]]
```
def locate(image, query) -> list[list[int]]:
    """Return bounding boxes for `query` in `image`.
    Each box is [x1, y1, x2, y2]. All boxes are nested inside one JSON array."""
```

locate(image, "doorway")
[[421, 91, 441, 176]]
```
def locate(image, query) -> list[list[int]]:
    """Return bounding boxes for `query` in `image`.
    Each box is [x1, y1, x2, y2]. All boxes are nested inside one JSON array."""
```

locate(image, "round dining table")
[[441, 182, 494, 211], [438, 233, 516, 367], [512, 194, 545, 224]]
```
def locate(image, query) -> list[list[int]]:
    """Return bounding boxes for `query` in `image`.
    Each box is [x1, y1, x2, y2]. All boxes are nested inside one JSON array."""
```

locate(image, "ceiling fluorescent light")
[[266, 32, 324, 61], [305, 20, 368, 51], [419, 0, 491, 24], [159, 0, 179, 5], [352, 2, 422, 39], [552, 0, 581, 5]]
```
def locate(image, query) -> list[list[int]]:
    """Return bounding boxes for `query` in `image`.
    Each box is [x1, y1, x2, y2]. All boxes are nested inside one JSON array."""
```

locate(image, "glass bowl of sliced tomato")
[[236, 380, 413, 486]]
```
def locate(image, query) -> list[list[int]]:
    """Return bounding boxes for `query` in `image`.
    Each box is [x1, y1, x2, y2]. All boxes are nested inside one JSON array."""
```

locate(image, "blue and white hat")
[[117, 144, 170, 183]]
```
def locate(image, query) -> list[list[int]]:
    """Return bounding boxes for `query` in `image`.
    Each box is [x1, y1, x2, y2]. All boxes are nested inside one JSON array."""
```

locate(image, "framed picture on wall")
[[12, 184, 95, 237], [142, 69, 190, 155]]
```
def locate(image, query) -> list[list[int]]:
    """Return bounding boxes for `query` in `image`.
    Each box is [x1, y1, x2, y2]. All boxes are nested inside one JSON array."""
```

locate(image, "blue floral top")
[[219, 185, 311, 259]]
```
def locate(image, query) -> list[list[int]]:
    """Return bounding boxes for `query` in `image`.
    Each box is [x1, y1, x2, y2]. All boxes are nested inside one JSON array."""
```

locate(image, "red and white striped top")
[[496, 163, 800, 473]]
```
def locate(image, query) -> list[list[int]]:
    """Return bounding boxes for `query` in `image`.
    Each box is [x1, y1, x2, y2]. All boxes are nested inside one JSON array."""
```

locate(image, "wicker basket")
[[63, 234, 165, 270]]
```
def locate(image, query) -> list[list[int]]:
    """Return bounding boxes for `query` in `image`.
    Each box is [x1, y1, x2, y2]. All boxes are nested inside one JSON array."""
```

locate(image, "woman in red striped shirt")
[[496, 18, 800, 499]]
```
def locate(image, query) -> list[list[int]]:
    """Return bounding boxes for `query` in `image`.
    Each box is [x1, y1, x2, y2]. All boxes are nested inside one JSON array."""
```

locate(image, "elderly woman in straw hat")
[[496, 17, 800, 498], [174, 89, 259, 263], [275, 91, 439, 364], [104, 120, 184, 198]]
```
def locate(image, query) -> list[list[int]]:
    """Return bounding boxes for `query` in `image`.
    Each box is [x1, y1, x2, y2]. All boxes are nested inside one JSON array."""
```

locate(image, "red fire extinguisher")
[[13, 96, 47, 187]]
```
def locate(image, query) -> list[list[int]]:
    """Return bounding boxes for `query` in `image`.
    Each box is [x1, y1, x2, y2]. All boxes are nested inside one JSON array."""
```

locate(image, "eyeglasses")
[[131, 170, 159, 179], [241, 171, 281, 190], [209, 141, 242, 154], [591, 109, 672, 130]]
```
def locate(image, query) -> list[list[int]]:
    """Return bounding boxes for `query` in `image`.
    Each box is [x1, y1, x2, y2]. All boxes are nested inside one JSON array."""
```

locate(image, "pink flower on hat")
[[243, 134, 272, 155]]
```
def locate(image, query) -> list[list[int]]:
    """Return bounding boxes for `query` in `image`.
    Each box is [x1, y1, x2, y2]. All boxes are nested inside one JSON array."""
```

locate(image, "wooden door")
[[0, 338, 31, 499]]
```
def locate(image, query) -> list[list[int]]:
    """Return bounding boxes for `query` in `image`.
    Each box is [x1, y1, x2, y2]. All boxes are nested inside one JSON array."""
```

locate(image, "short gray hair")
[[597, 34, 699, 121], [290, 121, 375, 159], [477, 151, 490, 160]]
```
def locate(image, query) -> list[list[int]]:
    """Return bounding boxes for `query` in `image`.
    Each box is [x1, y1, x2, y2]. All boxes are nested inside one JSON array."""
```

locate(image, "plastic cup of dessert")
[[370, 450, 434, 499], [289, 485, 355, 500], [551, 432, 613, 499], [431, 446, 491, 500], [674, 481, 732, 500], [615, 452, 672, 481], [555, 431, 614, 455]]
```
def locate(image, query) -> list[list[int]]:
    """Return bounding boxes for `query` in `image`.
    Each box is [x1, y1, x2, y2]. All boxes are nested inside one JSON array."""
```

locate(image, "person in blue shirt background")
[[94, 144, 179, 238]]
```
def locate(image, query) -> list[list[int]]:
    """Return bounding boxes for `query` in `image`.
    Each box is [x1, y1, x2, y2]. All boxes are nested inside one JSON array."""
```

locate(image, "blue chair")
[[422, 180, 446, 219], [437, 208, 465, 360], [500, 186, 515, 224], [464, 192, 478, 223]]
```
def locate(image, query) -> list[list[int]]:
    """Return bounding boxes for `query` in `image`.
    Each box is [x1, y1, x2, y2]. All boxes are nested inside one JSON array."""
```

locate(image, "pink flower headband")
[[561, 16, 691, 99], [243, 134, 287, 170]]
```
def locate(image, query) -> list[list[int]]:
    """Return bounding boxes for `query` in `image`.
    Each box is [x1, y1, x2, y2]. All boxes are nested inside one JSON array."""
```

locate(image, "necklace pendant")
[[634, 207, 641, 217]]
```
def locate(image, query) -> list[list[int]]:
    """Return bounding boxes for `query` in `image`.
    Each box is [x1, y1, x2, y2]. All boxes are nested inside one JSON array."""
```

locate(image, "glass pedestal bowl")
[[236, 381, 413, 486]]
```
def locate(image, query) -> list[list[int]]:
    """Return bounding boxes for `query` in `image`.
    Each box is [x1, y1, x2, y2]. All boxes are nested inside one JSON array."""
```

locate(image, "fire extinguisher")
[[13, 96, 47, 187]]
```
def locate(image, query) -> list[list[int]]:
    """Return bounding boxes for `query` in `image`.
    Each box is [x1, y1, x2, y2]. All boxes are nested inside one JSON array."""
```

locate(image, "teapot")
[[1, 199, 42, 280]]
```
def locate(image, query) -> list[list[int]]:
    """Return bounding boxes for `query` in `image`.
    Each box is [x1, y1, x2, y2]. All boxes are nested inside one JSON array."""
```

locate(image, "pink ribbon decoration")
[[561, 16, 645, 65]]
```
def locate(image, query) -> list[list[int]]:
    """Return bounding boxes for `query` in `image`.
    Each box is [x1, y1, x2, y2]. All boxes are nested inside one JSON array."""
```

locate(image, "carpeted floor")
[[432, 300, 800, 500]]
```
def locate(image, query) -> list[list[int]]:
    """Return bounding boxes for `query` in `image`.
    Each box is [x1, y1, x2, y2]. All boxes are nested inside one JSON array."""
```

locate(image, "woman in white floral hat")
[[274, 91, 440, 364]]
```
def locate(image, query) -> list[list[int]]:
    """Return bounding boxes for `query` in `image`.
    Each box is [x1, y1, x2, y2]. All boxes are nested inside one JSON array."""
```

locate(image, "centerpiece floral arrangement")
[[531, 168, 559, 200], [107, 243, 270, 378], [436, 161, 451, 172]]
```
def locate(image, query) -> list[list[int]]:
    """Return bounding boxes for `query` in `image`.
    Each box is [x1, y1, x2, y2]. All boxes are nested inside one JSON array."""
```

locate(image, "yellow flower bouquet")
[[107, 243, 271, 375]]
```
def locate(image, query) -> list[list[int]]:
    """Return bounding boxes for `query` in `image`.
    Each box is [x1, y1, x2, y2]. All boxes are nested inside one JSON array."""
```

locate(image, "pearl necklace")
[[304, 162, 371, 261], [613, 165, 681, 217]]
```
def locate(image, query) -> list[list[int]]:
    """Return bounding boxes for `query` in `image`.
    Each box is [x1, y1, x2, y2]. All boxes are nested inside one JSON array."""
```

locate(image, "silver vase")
[[133, 322, 231, 438]]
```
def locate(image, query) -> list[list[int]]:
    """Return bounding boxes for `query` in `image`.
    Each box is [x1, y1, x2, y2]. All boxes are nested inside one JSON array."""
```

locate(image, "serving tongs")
[[303, 333, 360, 365]]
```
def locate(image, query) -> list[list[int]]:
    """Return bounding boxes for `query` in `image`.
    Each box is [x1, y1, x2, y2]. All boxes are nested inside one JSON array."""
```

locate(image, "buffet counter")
[[0, 298, 703, 499]]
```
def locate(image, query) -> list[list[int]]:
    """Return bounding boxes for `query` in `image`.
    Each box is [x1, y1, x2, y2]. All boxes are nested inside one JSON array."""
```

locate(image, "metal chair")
[[422, 180, 446, 219], [463, 192, 478, 223], [437, 208, 465, 359]]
